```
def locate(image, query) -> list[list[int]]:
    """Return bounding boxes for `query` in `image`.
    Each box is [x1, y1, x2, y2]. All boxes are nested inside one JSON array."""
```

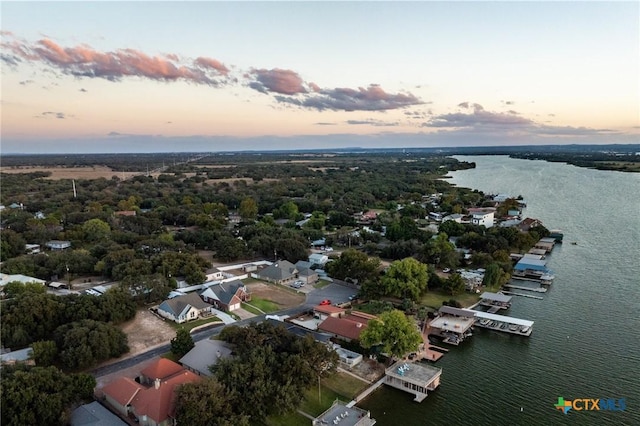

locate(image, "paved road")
[[91, 280, 357, 378]]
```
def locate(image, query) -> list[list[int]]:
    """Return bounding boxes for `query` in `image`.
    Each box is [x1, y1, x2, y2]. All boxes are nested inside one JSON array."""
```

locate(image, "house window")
[[190, 311, 196, 318]]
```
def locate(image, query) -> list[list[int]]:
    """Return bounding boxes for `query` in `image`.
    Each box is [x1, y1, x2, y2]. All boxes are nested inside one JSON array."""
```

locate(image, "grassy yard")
[[313, 280, 331, 289], [241, 302, 264, 315], [321, 372, 369, 398], [265, 372, 361, 425], [160, 351, 180, 362], [167, 316, 222, 333], [420, 291, 480, 309], [246, 296, 279, 313]]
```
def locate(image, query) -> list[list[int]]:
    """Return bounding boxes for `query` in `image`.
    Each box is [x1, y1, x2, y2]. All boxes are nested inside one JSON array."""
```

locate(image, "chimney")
[[154, 378, 161, 389]]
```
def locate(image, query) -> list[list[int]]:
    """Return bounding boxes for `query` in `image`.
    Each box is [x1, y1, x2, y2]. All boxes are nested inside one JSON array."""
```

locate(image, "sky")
[[1, 1, 638, 153]]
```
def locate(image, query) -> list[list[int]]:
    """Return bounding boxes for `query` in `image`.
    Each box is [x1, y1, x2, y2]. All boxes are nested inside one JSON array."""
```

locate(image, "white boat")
[[520, 326, 530, 333]]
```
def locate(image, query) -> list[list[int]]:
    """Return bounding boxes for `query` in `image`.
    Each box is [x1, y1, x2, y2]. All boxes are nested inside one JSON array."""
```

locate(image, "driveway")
[[305, 282, 357, 307], [211, 308, 236, 325]]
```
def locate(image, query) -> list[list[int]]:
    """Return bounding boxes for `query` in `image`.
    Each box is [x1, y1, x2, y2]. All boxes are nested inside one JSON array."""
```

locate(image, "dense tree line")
[[0, 365, 96, 426], [1, 287, 135, 349], [175, 322, 339, 424]]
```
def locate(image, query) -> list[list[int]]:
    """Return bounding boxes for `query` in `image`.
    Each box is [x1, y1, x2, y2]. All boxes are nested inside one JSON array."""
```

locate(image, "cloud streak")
[[3, 37, 229, 86]]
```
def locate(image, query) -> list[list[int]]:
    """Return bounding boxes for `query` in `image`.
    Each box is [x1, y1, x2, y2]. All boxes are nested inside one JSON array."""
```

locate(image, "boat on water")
[[479, 319, 490, 326], [509, 324, 519, 332], [520, 326, 530, 333], [500, 322, 507, 330], [571, 241, 578, 245]]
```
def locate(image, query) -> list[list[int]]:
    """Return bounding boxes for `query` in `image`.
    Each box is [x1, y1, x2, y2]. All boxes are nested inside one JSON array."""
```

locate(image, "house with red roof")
[[100, 358, 200, 426], [317, 311, 377, 342]]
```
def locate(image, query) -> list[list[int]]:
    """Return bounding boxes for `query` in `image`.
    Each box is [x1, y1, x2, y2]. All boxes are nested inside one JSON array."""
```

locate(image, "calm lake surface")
[[359, 155, 640, 425]]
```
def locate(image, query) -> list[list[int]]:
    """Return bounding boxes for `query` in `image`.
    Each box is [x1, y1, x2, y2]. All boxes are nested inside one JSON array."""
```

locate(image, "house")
[[101, 358, 200, 426], [312, 400, 375, 426], [0, 347, 34, 366], [313, 304, 345, 320], [205, 267, 224, 282], [518, 217, 543, 232], [46, 240, 71, 250], [442, 214, 464, 223], [256, 260, 298, 285], [157, 293, 212, 323], [25, 243, 41, 254], [317, 311, 376, 342], [294, 260, 319, 285], [0, 273, 46, 289], [179, 339, 233, 377], [114, 210, 137, 217], [70, 401, 127, 426], [468, 208, 495, 228], [309, 253, 329, 266], [199, 280, 250, 312], [428, 212, 443, 222]]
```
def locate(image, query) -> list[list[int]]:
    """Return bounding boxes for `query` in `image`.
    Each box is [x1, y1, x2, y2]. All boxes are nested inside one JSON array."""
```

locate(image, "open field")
[[119, 309, 176, 355], [246, 281, 306, 309], [0, 166, 143, 180], [420, 291, 480, 309]]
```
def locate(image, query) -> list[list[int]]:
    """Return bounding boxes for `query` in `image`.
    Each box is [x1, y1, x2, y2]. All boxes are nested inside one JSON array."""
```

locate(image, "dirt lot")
[[120, 309, 176, 355], [246, 281, 305, 309]]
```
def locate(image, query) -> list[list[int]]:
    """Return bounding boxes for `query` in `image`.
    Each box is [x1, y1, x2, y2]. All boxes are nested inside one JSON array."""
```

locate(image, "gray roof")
[[258, 260, 297, 281], [200, 280, 245, 305], [439, 306, 477, 318], [480, 292, 513, 303], [179, 339, 233, 376], [71, 401, 127, 426], [158, 292, 210, 317]]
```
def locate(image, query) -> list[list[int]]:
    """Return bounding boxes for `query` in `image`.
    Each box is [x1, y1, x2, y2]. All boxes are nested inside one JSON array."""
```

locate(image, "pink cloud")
[[195, 56, 230, 76], [249, 68, 306, 95]]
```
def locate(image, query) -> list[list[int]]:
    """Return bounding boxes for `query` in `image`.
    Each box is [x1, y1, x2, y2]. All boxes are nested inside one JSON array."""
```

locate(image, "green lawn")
[[160, 351, 180, 362], [247, 296, 280, 313], [265, 374, 357, 425], [321, 372, 369, 398], [241, 302, 264, 315], [313, 280, 331, 289], [168, 316, 222, 333], [420, 291, 480, 309]]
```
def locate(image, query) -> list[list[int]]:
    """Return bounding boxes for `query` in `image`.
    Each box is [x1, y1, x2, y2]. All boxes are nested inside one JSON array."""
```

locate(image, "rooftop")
[[467, 310, 534, 327], [70, 401, 127, 426], [140, 358, 185, 381], [179, 339, 233, 376], [385, 361, 442, 386], [479, 292, 513, 303], [313, 401, 375, 426], [429, 315, 474, 333]]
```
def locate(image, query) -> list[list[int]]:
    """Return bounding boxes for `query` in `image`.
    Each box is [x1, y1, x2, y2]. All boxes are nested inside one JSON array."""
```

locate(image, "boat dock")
[[466, 310, 534, 336], [501, 290, 544, 300], [503, 284, 547, 293]]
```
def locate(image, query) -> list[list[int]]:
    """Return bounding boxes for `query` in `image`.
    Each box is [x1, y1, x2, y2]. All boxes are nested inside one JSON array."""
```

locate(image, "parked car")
[[319, 299, 332, 306]]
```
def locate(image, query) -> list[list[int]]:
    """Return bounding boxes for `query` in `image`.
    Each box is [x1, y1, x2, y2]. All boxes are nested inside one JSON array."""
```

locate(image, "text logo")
[[555, 397, 626, 414]]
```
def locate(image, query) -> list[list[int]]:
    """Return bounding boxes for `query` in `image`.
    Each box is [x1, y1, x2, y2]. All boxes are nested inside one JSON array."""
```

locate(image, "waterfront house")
[[100, 358, 200, 426], [312, 401, 376, 426], [442, 213, 464, 223], [518, 217, 543, 232], [385, 361, 442, 402], [256, 260, 298, 285], [428, 306, 476, 344], [468, 208, 495, 228], [199, 280, 250, 312], [157, 293, 212, 323], [317, 311, 376, 342]]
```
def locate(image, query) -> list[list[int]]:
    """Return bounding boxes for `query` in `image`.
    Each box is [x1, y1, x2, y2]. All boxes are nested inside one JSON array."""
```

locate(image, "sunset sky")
[[1, 1, 638, 153]]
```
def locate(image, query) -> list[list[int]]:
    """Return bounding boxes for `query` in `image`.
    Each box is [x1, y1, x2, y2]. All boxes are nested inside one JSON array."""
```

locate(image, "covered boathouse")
[[385, 361, 442, 402]]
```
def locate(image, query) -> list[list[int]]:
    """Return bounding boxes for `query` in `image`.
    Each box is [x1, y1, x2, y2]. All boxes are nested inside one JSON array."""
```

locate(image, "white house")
[[0, 273, 46, 289], [157, 293, 212, 323], [472, 212, 494, 228], [442, 214, 464, 223], [46, 240, 71, 250], [309, 253, 329, 266]]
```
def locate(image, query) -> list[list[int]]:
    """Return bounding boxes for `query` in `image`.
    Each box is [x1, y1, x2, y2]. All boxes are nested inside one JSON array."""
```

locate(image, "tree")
[[2, 281, 47, 298], [121, 273, 173, 304], [482, 263, 502, 290], [443, 273, 466, 295], [171, 328, 194, 358], [0, 229, 27, 260], [325, 248, 381, 285], [359, 310, 423, 361], [239, 197, 258, 221], [31, 340, 58, 366], [381, 257, 428, 301], [53, 319, 129, 369], [82, 218, 111, 242], [1, 365, 95, 426], [174, 379, 250, 426]]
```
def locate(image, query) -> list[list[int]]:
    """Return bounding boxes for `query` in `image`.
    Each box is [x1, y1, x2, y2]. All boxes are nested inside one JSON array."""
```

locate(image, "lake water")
[[359, 156, 640, 425]]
